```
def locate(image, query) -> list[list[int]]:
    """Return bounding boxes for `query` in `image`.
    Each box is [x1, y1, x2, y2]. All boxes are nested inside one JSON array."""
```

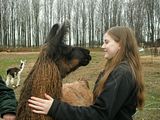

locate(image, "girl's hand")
[[28, 93, 54, 115]]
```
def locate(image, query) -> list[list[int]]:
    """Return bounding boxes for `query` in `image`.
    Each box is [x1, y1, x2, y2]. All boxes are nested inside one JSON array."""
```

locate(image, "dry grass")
[[0, 51, 160, 120]]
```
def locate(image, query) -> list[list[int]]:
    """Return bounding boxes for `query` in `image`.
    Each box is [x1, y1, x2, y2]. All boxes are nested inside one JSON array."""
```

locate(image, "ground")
[[0, 51, 160, 120]]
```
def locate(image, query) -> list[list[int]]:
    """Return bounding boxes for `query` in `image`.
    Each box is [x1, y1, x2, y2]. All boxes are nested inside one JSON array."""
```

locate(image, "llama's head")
[[20, 60, 26, 64], [43, 21, 91, 78]]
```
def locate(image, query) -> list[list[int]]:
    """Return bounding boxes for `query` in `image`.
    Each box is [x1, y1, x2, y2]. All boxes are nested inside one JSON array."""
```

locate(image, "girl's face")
[[101, 33, 120, 59]]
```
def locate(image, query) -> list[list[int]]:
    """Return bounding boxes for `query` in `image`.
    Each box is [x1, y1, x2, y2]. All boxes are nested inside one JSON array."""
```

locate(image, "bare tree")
[[1, 0, 9, 47], [134, 0, 146, 44], [0, 0, 159, 48], [66, 0, 74, 45], [144, 0, 155, 44], [100, 0, 111, 45], [72, 0, 80, 46], [26, 0, 32, 47], [87, 0, 97, 48], [10, 0, 16, 47], [126, 0, 146, 44], [126, 0, 134, 28], [41, 0, 49, 42], [154, 0, 160, 40], [111, 0, 119, 26], [56, 0, 63, 22], [32, 0, 40, 47], [80, 0, 87, 47], [0, 0, 1, 46]]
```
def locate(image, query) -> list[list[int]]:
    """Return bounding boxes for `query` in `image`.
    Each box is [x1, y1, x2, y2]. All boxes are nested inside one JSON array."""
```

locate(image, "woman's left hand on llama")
[[28, 93, 54, 115]]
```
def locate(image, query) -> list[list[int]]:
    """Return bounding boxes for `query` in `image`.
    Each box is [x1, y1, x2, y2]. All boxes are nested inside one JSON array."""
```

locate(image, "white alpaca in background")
[[6, 60, 26, 88]]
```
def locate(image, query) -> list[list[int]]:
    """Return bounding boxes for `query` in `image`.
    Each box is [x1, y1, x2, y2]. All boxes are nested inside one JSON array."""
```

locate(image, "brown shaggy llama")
[[16, 22, 92, 120], [62, 79, 93, 106]]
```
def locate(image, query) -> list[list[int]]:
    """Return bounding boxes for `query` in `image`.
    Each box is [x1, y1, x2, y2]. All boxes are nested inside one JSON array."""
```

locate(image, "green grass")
[[0, 52, 38, 78], [0, 51, 160, 120]]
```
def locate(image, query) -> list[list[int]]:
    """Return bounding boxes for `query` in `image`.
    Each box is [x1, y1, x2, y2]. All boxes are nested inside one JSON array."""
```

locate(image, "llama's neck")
[[19, 63, 25, 73]]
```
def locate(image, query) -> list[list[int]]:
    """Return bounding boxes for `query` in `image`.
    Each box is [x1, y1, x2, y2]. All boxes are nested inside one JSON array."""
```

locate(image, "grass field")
[[0, 51, 160, 120]]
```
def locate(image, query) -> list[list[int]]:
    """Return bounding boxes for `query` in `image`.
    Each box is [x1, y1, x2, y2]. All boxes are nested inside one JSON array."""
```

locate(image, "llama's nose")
[[83, 49, 91, 60], [88, 54, 91, 61]]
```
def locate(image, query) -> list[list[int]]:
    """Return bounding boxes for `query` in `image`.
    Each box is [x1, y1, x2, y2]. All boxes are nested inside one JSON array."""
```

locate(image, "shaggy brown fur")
[[62, 79, 93, 106], [16, 22, 91, 120], [16, 51, 62, 120]]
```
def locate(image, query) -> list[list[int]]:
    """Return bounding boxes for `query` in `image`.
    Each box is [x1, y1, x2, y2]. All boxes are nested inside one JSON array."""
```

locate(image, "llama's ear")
[[47, 21, 69, 45], [56, 21, 70, 44], [46, 21, 70, 58], [45, 24, 60, 43]]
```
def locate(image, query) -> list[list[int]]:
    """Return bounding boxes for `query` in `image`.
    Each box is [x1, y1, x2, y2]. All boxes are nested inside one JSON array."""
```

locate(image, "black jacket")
[[48, 61, 138, 120], [0, 76, 17, 118]]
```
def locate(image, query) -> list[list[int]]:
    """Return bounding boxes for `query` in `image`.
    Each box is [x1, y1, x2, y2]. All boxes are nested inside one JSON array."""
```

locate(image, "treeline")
[[0, 0, 160, 48]]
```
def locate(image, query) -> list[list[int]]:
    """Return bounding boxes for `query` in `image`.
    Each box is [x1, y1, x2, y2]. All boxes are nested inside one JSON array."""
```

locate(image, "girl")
[[28, 26, 144, 120]]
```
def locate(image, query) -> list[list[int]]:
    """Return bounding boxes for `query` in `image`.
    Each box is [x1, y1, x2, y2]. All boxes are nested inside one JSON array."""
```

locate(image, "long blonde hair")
[[93, 26, 144, 109]]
